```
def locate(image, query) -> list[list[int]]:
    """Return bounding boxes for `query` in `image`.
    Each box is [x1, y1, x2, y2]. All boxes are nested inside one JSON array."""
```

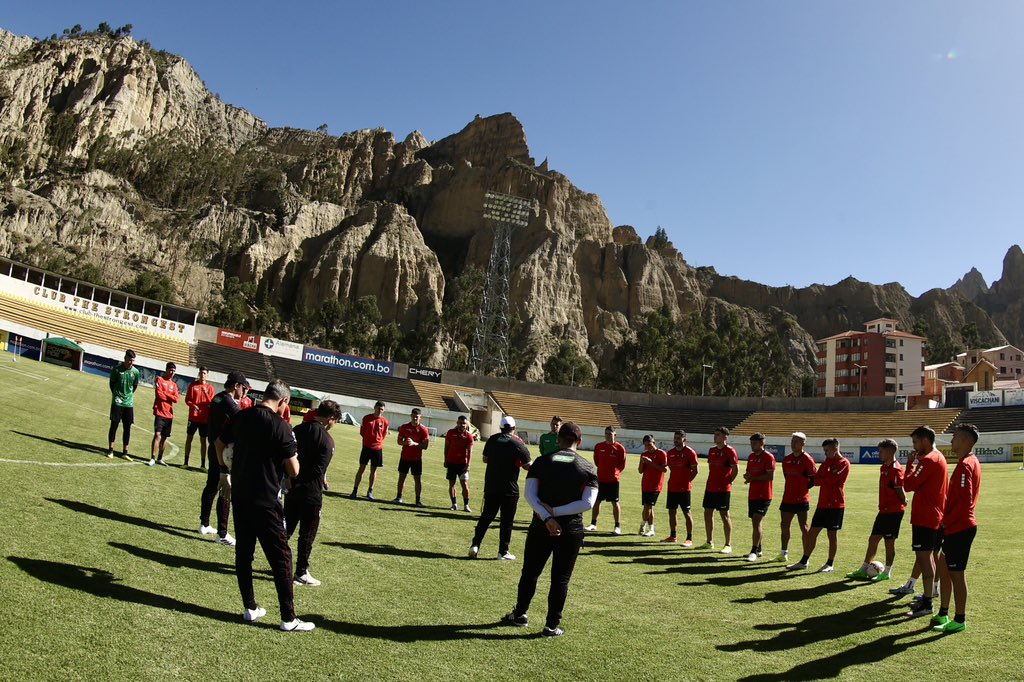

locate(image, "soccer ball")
[[865, 560, 885, 577]]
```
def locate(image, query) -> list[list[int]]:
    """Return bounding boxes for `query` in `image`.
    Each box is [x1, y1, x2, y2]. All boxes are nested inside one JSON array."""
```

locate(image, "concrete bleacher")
[[733, 408, 965, 440], [0, 292, 190, 366], [613, 404, 752, 435], [945, 406, 1024, 434], [193, 340, 272, 382], [268, 356, 422, 407], [410, 380, 463, 411], [490, 390, 619, 429]]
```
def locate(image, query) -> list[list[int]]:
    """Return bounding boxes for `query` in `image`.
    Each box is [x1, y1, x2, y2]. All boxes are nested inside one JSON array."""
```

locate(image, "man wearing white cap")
[[775, 432, 817, 562], [468, 415, 533, 560]]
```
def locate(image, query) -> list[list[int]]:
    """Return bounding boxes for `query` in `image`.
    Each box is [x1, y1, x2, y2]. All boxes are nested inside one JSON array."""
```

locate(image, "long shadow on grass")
[[720, 598, 943, 680], [46, 498, 197, 541], [13, 430, 111, 457], [312, 615, 537, 641], [323, 541, 456, 560], [730, 578, 873, 603], [7, 556, 244, 626], [108, 542, 272, 580]]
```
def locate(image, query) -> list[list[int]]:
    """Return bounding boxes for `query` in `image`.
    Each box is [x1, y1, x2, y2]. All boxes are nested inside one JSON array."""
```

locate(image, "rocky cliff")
[[1, 27, 1018, 387]]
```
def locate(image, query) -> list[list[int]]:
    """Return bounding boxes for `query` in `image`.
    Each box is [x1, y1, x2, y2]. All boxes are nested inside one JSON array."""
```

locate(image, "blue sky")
[[5, 2, 1023, 295]]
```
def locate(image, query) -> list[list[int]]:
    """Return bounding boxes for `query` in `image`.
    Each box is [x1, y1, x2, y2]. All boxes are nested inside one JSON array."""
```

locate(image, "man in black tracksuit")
[[503, 421, 598, 637], [199, 370, 247, 545], [286, 400, 342, 587], [219, 379, 314, 632], [468, 415, 531, 560]]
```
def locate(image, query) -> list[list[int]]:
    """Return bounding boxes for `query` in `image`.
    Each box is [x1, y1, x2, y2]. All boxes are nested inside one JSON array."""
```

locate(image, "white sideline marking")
[[0, 365, 50, 381], [0, 364, 180, 467]]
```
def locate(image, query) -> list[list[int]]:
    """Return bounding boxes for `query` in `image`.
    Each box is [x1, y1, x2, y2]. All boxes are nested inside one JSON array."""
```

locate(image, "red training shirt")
[[943, 454, 981, 535], [444, 429, 474, 465], [303, 410, 319, 423], [640, 448, 668, 493], [360, 414, 390, 450], [878, 460, 906, 514], [153, 376, 180, 419], [185, 382, 215, 424], [398, 422, 431, 462], [815, 455, 850, 509], [667, 445, 699, 493], [705, 445, 739, 493], [903, 449, 948, 530], [594, 441, 627, 483], [745, 450, 776, 501], [781, 452, 817, 504]]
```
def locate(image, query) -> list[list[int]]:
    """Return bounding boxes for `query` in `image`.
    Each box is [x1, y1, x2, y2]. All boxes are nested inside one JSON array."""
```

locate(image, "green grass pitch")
[[0, 358, 1019, 680]]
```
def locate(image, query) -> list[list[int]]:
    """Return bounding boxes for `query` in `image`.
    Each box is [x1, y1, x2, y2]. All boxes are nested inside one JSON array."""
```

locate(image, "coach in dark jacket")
[[286, 399, 342, 587], [468, 415, 532, 560], [218, 379, 313, 632]]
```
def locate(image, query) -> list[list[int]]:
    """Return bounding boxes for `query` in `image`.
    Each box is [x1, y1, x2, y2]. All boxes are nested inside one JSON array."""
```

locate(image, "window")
[[863, 352, 869, 360], [1001, 367, 1006, 374], [837, 354, 849, 363], [900, 339, 904, 346], [885, 368, 896, 377], [899, 369, 904, 375], [899, 383, 903, 391], [885, 353, 896, 363], [1000, 353, 1005, 360], [885, 383, 896, 392], [885, 339, 896, 348]]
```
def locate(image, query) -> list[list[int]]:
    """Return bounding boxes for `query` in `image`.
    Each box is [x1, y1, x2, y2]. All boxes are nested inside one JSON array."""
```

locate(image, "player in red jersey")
[[444, 415, 475, 512], [933, 423, 982, 633], [149, 362, 180, 467], [394, 408, 430, 507], [698, 427, 739, 553], [846, 438, 906, 582], [774, 432, 816, 563], [351, 400, 390, 501], [743, 433, 775, 561], [637, 435, 668, 537], [902, 425, 948, 619], [664, 430, 699, 545], [184, 366, 215, 468], [788, 438, 849, 573], [586, 426, 627, 534]]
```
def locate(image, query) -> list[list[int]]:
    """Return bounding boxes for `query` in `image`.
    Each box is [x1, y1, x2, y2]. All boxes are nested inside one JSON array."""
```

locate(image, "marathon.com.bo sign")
[[302, 346, 394, 377]]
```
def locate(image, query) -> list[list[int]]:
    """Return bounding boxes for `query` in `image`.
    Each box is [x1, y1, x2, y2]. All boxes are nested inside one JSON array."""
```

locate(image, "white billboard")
[[259, 336, 303, 360], [968, 390, 1003, 409], [1004, 389, 1024, 408]]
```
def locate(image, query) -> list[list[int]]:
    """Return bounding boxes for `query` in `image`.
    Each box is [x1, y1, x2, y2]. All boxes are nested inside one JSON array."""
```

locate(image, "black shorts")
[[445, 463, 469, 481], [360, 447, 383, 468], [641, 491, 661, 506], [779, 501, 810, 514], [942, 526, 977, 571], [109, 404, 134, 425], [748, 499, 771, 518], [597, 482, 620, 502], [666, 491, 691, 511], [911, 525, 943, 552], [398, 459, 423, 476], [870, 512, 904, 539], [811, 508, 844, 530], [153, 416, 173, 438], [186, 421, 208, 438], [702, 491, 731, 511]]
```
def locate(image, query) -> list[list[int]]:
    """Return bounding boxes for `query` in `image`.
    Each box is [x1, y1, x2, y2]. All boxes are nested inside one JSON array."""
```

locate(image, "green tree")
[[438, 266, 485, 370], [123, 271, 176, 303], [544, 340, 595, 387]]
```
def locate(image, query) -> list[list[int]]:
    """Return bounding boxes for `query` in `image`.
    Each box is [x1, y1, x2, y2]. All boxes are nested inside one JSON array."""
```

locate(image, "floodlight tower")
[[471, 191, 531, 377]]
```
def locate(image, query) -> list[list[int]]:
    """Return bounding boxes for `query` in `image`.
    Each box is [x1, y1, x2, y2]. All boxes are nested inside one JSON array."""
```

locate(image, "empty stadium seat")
[[268, 356, 422, 407], [489, 390, 619, 429], [733, 408, 964, 440], [944, 406, 1024, 434], [613, 404, 752, 434]]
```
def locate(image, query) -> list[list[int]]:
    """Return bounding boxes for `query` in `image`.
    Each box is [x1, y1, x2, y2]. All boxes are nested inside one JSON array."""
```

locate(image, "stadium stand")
[[944, 406, 1024, 433], [268, 356, 422, 407], [732, 408, 964, 440], [192, 340, 272, 382], [410, 380, 463, 411], [0, 292, 190, 366], [490, 390, 619, 429], [613, 404, 753, 434]]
